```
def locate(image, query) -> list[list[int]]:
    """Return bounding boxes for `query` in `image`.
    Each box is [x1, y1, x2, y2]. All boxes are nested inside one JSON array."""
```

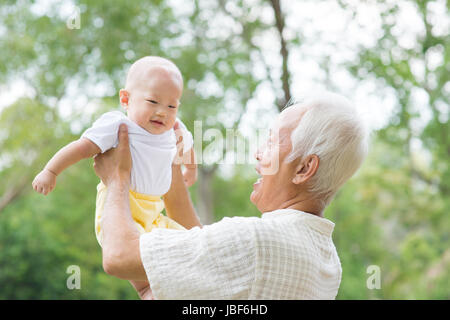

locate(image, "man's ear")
[[119, 89, 129, 109], [292, 154, 319, 185]]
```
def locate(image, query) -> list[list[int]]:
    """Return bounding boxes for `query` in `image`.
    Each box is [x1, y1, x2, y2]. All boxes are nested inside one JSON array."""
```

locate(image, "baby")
[[32, 56, 197, 245]]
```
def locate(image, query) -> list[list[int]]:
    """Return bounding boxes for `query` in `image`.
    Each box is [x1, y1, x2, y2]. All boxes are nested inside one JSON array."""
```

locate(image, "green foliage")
[[0, 157, 137, 299], [335, 0, 450, 299]]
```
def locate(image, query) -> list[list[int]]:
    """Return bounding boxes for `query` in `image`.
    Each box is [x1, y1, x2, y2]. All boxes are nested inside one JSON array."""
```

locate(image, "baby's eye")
[[147, 100, 158, 104]]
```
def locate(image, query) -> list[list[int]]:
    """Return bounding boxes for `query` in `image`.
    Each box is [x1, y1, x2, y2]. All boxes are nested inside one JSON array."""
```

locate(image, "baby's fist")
[[32, 169, 57, 195]]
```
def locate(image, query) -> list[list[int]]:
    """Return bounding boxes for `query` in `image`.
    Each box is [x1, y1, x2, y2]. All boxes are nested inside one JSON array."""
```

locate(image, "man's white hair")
[[285, 91, 369, 207]]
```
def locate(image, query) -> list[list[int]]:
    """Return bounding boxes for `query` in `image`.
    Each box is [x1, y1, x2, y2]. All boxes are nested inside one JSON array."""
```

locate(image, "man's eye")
[[168, 105, 176, 109]]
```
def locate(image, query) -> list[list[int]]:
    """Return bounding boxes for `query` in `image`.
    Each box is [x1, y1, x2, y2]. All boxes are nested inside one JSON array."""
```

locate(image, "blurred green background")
[[0, 0, 449, 299]]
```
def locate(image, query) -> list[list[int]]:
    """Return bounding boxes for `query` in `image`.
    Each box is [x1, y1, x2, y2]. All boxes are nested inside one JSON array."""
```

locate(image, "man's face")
[[250, 103, 309, 213], [125, 68, 182, 135]]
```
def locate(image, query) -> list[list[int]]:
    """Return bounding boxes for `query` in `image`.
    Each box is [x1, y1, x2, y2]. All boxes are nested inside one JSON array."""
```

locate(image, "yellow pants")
[[95, 182, 185, 246]]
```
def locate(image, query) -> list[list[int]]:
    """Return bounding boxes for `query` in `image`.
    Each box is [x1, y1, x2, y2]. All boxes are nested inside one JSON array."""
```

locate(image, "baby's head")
[[120, 56, 183, 134]]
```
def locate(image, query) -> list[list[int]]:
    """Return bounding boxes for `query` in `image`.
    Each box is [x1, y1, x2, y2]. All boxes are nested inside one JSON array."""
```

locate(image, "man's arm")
[[101, 177, 147, 280], [93, 124, 147, 281], [182, 147, 198, 187], [129, 279, 154, 300]]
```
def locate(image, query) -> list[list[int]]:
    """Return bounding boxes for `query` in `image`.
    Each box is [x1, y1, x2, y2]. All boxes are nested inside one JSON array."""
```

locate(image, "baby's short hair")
[[125, 56, 183, 90]]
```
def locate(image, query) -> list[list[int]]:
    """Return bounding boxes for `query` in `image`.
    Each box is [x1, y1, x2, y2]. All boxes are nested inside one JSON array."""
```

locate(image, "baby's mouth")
[[150, 120, 164, 126]]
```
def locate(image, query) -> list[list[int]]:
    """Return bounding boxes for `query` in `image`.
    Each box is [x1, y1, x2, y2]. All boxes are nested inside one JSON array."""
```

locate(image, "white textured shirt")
[[81, 111, 193, 196], [140, 208, 342, 299]]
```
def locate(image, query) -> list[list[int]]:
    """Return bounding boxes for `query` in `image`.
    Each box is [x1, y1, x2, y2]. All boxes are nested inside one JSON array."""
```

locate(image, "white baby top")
[[81, 111, 193, 196]]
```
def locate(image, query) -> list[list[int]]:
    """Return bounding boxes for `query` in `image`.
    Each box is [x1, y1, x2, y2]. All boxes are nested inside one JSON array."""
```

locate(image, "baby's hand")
[[183, 165, 197, 187], [32, 169, 57, 195]]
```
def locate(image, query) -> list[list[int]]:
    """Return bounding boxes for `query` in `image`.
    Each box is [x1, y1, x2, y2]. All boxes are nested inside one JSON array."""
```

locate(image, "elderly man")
[[94, 92, 368, 300]]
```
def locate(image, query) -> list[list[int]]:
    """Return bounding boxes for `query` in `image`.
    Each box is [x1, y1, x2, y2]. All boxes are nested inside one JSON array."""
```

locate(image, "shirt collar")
[[262, 208, 335, 236]]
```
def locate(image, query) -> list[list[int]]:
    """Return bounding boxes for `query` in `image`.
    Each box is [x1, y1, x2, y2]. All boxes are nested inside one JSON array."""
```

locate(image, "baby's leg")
[[128, 192, 186, 232], [95, 184, 186, 246], [152, 213, 186, 231]]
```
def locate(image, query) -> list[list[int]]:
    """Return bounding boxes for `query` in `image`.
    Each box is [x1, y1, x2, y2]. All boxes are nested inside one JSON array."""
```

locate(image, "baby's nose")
[[156, 109, 166, 116]]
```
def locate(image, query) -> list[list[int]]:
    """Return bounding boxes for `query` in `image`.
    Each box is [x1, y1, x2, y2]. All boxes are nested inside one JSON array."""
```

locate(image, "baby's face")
[[124, 66, 182, 135]]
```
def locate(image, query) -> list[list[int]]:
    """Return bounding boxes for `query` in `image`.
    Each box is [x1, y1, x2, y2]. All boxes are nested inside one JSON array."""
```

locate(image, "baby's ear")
[[119, 89, 129, 108]]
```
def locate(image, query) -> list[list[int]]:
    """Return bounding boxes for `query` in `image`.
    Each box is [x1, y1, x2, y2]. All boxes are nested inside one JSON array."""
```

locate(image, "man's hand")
[[172, 121, 184, 165], [183, 166, 197, 187], [93, 123, 132, 186], [173, 122, 198, 188]]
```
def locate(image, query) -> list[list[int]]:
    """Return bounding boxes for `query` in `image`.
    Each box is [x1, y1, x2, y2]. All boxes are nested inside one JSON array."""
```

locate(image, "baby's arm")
[[32, 138, 101, 195], [182, 147, 197, 187]]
